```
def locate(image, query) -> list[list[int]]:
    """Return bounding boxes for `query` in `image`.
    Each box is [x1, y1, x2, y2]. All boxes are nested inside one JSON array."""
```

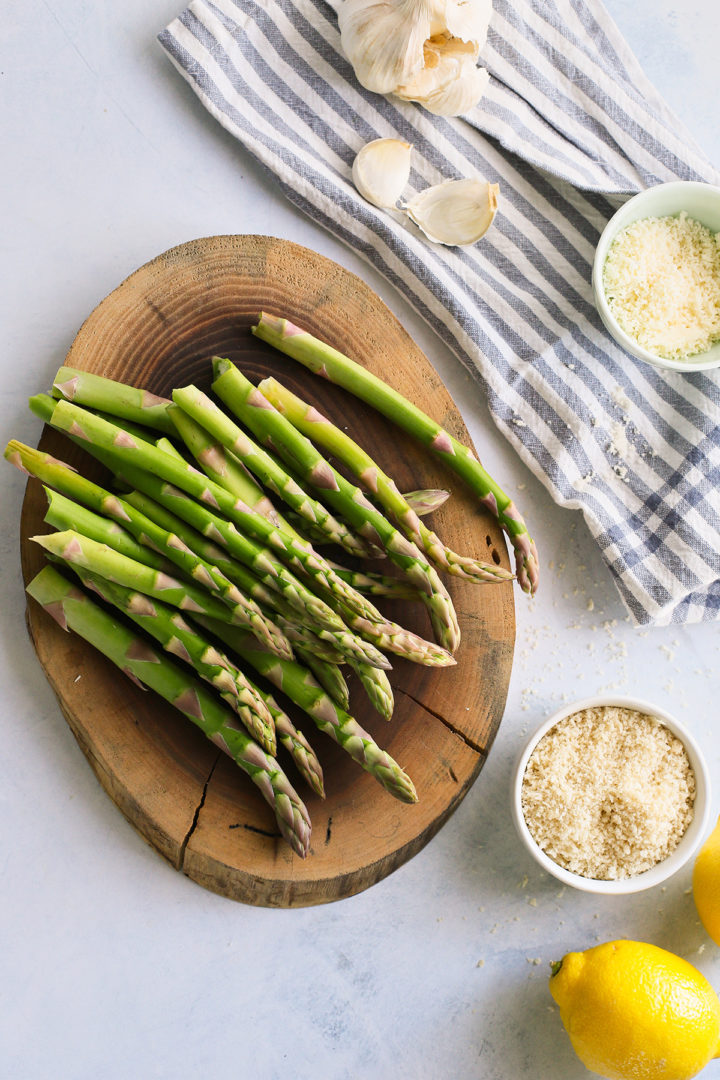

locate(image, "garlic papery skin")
[[442, 0, 492, 50], [394, 34, 489, 116], [338, 0, 492, 116], [352, 138, 413, 208], [404, 179, 499, 245], [338, 0, 432, 95]]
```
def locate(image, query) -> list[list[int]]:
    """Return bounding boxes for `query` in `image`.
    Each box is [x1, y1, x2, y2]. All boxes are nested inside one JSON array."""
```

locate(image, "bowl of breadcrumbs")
[[511, 696, 711, 894]]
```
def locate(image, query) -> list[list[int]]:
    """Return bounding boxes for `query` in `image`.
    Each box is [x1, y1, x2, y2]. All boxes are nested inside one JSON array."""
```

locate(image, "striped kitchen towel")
[[158, 0, 720, 626]]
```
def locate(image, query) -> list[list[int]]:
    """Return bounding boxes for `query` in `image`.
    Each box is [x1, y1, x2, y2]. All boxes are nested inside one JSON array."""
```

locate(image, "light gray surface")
[[3, 3, 719, 1078]]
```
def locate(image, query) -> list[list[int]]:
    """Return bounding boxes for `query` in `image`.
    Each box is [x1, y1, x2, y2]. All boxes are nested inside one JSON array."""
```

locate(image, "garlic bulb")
[[404, 179, 499, 245], [352, 138, 413, 208], [395, 34, 490, 116], [339, 0, 492, 117]]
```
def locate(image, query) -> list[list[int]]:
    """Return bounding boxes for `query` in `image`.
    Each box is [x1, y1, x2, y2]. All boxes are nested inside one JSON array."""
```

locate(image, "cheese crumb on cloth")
[[159, 0, 720, 625], [521, 706, 695, 880]]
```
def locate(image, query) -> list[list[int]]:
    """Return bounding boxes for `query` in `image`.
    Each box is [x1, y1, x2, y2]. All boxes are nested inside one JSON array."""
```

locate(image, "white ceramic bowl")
[[510, 695, 711, 894], [592, 180, 720, 373]]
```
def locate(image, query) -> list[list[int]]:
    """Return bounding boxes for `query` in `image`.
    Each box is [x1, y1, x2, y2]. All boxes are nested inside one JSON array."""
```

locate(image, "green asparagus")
[[199, 620, 417, 804], [171, 387, 373, 558], [48, 398, 385, 626], [52, 366, 175, 435], [252, 313, 539, 594], [70, 566, 277, 755], [26, 565, 311, 857], [258, 377, 513, 585], [211, 359, 461, 653]]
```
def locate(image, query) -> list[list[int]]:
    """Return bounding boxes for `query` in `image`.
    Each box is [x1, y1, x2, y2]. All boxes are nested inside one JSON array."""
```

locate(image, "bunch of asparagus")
[[9, 319, 535, 859]]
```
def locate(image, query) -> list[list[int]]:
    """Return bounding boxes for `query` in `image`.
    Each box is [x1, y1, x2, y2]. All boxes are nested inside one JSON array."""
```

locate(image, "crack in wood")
[[178, 752, 220, 870], [233, 823, 280, 839], [396, 687, 484, 756]]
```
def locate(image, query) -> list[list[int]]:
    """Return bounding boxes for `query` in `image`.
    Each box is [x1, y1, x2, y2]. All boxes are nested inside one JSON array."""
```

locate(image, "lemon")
[[694, 815, 720, 945], [549, 939, 720, 1080]]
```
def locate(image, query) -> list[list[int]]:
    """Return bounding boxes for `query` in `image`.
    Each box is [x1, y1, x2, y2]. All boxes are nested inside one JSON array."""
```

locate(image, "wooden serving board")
[[20, 235, 515, 906]]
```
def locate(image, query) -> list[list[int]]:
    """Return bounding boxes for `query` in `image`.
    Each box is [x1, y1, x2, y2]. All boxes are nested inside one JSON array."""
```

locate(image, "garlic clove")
[[338, 0, 431, 94], [442, 0, 492, 50], [404, 179, 499, 245], [394, 35, 489, 116], [352, 138, 413, 208]]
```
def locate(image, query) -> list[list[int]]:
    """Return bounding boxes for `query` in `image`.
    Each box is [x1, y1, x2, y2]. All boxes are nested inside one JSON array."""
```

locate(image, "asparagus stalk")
[[403, 489, 451, 516], [52, 366, 176, 435], [27, 399, 411, 664], [335, 608, 454, 667], [31, 529, 284, 634], [347, 660, 394, 720], [162, 411, 288, 533], [71, 566, 277, 755], [200, 620, 418, 804], [32, 398, 390, 667], [327, 562, 422, 601], [109, 471, 391, 670], [6, 440, 292, 659], [252, 313, 539, 594], [91, 486, 336, 807], [295, 648, 350, 710], [254, 686, 325, 798], [258, 377, 513, 586], [103, 486, 348, 669], [48, 398, 383, 626], [211, 359, 461, 653], [170, 388, 374, 559], [26, 565, 311, 857], [139, 473, 448, 667]]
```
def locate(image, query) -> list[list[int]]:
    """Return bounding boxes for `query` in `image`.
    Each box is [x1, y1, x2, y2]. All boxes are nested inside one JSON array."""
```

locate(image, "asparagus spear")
[[31, 529, 285, 634], [327, 563, 422, 601], [26, 565, 311, 857], [113, 492, 356, 667], [199, 620, 417, 804], [53, 469, 325, 793], [258, 377, 513, 586], [51, 366, 176, 435], [109, 471, 392, 670], [34, 398, 390, 666], [48, 398, 383, 626], [118, 478, 337, 627], [347, 660, 394, 720], [403, 489, 451, 516], [170, 388, 374, 559], [71, 566, 277, 755], [253, 686, 325, 798], [26, 398, 412, 663], [25, 401, 448, 664], [8, 440, 293, 660], [162, 410, 288, 533], [211, 359, 461, 653], [295, 648, 350, 710], [252, 313, 539, 594]]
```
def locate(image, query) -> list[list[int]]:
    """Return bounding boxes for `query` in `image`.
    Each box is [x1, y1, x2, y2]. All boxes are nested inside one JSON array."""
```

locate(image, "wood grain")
[[20, 235, 515, 906]]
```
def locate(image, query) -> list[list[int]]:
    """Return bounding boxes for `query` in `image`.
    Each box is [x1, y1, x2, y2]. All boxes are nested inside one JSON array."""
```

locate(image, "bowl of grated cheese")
[[510, 695, 711, 894], [592, 181, 720, 372]]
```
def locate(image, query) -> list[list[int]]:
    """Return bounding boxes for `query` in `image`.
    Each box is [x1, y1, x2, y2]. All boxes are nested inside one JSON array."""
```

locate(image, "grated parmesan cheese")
[[521, 705, 695, 880], [603, 212, 720, 361]]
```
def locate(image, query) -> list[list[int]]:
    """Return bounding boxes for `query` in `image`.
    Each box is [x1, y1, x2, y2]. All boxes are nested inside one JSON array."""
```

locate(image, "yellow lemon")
[[694, 815, 720, 945], [549, 939, 720, 1080]]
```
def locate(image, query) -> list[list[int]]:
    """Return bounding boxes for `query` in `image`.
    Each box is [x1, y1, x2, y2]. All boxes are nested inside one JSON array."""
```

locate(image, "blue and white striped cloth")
[[158, 0, 720, 626]]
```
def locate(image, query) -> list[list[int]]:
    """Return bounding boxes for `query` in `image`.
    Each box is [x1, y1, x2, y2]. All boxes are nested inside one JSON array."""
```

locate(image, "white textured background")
[[3, 2, 720, 1077]]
